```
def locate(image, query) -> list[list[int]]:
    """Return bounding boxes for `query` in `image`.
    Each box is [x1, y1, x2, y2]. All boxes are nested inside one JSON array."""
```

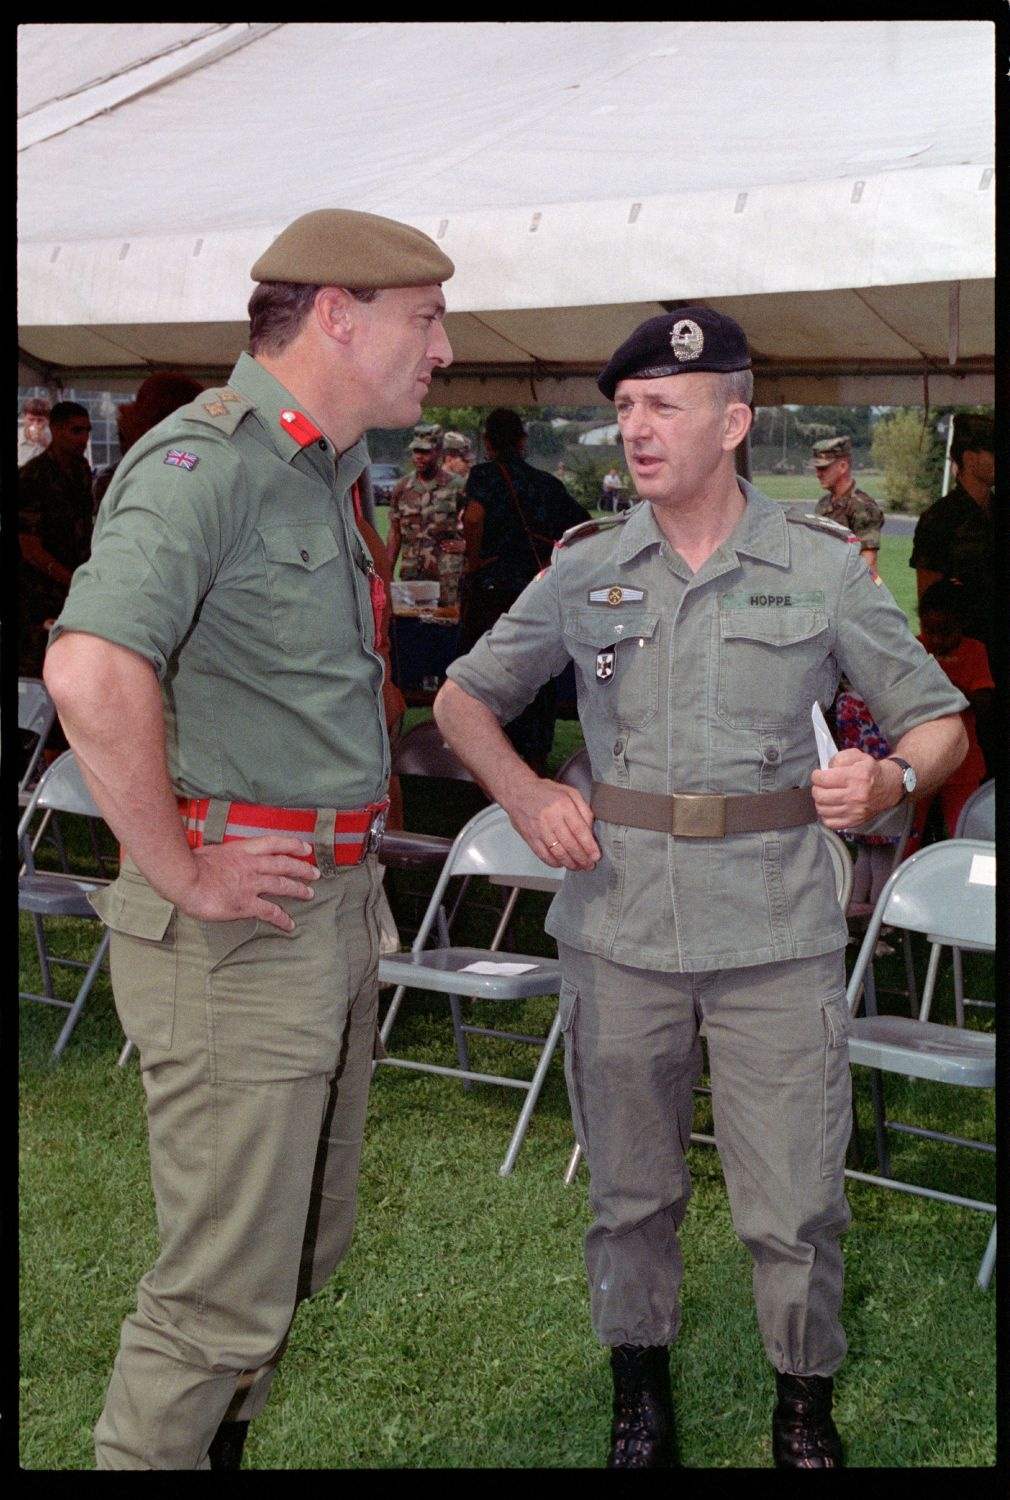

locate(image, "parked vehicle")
[[368, 463, 403, 505]]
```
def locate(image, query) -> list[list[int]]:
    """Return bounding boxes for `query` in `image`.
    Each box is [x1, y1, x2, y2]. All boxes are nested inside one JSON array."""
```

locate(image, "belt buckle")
[[670, 793, 726, 838], [362, 803, 389, 862]]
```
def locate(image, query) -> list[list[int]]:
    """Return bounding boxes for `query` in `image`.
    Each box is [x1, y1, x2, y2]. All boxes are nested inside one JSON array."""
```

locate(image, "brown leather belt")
[[591, 781, 816, 838]]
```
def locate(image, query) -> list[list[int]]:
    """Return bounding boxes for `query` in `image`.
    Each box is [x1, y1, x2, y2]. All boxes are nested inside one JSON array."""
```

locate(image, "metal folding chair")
[[379, 717, 489, 939], [948, 783, 997, 1023], [18, 749, 113, 1059], [18, 677, 57, 803], [376, 801, 565, 1175], [844, 838, 996, 1287]]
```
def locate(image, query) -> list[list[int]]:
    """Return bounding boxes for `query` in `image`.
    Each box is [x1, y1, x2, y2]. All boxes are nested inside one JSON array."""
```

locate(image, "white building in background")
[[579, 424, 620, 446]]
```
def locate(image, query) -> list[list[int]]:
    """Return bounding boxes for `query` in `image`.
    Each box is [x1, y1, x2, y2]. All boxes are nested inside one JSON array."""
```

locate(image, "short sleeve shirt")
[[814, 484, 884, 550], [447, 483, 967, 973], [49, 353, 388, 809]]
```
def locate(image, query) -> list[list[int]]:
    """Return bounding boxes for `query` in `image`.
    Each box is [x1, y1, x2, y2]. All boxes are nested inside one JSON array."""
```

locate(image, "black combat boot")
[[772, 1372, 843, 1468], [606, 1343, 675, 1468], [208, 1418, 250, 1470]]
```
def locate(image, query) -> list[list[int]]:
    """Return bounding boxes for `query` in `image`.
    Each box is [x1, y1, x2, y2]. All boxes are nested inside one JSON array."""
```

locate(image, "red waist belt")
[[177, 796, 389, 868]]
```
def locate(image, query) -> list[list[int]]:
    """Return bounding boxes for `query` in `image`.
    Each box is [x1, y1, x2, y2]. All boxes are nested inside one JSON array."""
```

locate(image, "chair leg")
[[868, 1069, 891, 1177], [917, 943, 944, 1023], [51, 928, 112, 1059], [977, 1222, 997, 1290], [952, 947, 965, 1027], [31, 911, 55, 998], [902, 930, 918, 1015], [498, 1008, 564, 1177], [448, 993, 474, 1091], [117, 1037, 136, 1067]]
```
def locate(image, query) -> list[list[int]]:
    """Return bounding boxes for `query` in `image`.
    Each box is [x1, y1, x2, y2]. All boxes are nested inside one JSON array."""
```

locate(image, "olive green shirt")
[[447, 483, 966, 973], [50, 353, 389, 808]]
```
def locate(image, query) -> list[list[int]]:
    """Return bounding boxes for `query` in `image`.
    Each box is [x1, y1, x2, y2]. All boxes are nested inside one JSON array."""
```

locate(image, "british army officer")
[[44, 209, 454, 1469]]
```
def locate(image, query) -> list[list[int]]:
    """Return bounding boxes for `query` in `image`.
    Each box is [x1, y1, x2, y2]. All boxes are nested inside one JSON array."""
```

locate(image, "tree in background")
[[870, 409, 946, 514]]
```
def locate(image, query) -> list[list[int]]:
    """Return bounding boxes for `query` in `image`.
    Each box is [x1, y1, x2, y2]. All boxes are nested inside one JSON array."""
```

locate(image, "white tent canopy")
[[18, 20, 995, 407]]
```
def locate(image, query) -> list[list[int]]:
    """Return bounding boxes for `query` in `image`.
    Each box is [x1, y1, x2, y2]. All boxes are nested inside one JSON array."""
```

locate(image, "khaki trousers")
[[558, 945, 852, 1376], [93, 856, 382, 1469]]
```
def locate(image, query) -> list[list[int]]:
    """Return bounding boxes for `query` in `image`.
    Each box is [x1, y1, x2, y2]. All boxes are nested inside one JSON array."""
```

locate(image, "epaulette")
[[557, 510, 634, 549], [786, 511, 858, 544], [185, 388, 254, 436]]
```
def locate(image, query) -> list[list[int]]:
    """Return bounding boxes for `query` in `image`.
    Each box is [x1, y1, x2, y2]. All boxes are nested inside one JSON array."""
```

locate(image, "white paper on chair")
[[968, 853, 996, 886], [460, 960, 540, 975]]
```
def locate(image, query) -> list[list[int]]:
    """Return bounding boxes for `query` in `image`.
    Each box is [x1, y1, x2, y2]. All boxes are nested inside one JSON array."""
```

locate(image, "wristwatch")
[[886, 757, 917, 801]]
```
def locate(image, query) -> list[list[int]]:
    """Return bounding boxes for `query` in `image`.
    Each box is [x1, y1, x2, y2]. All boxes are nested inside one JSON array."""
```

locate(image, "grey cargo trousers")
[[558, 943, 852, 1375]]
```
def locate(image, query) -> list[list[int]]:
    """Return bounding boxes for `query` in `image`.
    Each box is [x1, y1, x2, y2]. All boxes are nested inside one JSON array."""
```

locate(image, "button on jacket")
[[447, 483, 967, 973], [51, 353, 388, 809]]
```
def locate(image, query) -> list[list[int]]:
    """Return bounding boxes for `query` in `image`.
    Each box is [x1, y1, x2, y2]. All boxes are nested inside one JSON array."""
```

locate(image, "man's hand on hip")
[[181, 836, 321, 931]]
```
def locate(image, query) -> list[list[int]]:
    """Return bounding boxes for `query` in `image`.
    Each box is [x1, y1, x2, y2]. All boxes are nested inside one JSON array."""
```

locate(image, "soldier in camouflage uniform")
[[442, 429, 474, 479], [386, 427, 466, 605], [812, 435, 884, 568]]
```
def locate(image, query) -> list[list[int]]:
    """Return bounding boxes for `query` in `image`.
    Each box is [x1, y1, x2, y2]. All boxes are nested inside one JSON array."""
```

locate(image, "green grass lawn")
[[19, 803, 996, 1469]]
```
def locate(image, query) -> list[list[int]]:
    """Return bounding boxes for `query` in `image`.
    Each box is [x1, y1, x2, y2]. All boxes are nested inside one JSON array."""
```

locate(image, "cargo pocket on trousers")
[[558, 978, 587, 1150], [820, 990, 853, 1180], [90, 871, 178, 1052]]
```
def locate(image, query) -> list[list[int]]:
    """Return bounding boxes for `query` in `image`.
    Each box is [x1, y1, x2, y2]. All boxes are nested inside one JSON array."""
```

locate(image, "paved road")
[[778, 501, 916, 538]]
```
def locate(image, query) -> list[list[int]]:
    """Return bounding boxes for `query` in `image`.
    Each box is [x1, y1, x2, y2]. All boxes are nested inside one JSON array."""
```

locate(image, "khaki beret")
[[812, 436, 851, 466], [251, 209, 454, 288]]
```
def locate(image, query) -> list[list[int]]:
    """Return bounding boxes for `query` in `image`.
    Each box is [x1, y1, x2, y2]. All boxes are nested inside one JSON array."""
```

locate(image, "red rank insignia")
[[279, 408, 323, 446]]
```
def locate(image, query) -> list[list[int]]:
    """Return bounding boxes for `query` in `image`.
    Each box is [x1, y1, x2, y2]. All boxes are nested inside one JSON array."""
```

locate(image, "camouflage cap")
[[250, 209, 454, 287], [442, 431, 472, 454], [812, 436, 852, 467], [410, 422, 443, 452], [951, 412, 994, 456], [597, 306, 751, 400]]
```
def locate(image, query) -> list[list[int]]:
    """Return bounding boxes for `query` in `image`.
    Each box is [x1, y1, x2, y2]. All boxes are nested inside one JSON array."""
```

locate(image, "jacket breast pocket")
[[566, 608, 661, 728], [717, 608, 829, 729], [258, 524, 342, 652]]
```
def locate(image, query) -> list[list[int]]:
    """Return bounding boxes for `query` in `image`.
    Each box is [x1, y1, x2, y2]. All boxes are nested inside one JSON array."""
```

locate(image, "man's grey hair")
[[711, 368, 754, 409]]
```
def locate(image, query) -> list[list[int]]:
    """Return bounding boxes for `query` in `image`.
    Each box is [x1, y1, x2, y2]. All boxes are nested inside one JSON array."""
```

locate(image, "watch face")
[[903, 766, 917, 795]]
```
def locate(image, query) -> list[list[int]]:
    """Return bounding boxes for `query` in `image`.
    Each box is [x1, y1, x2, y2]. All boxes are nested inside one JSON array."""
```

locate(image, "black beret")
[[598, 306, 751, 400], [251, 209, 454, 288]]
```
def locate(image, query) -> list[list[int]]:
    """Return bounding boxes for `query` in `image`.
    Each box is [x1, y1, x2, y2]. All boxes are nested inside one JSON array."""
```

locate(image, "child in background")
[[907, 580, 994, 849]]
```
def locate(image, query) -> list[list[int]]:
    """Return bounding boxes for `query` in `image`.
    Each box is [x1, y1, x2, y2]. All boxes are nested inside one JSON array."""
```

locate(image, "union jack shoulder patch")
[[164, 449, 199, 470]]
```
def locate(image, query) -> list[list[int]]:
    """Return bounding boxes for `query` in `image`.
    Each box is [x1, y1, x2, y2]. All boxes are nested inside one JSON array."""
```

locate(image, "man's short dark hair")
[[483, 408, 525, 455], [248, 282, 380, 356], [49, 401, 90, 427]]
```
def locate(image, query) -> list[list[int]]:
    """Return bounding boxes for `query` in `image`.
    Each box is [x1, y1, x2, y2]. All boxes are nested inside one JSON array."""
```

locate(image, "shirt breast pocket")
[[717, 608, 829, 728], [258, 524, 342, 653], [566, 608, 661, 728]]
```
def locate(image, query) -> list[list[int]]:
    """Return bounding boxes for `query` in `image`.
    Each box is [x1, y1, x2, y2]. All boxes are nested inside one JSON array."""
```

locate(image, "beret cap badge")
[[670, 318, 705, 362]]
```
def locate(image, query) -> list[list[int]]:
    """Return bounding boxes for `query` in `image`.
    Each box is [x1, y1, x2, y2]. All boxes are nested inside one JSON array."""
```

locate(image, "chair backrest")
[[18, 677, 57, 795], [818, 827, 854, 911], [19, 677, 56, 739], [18, 748, 103, 836], [955, 780, 995, 842], [392, 719, 474, 781], [554, 746, 593, 800], [877, 838, 995, 949], [445, 803, 567, 886]]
